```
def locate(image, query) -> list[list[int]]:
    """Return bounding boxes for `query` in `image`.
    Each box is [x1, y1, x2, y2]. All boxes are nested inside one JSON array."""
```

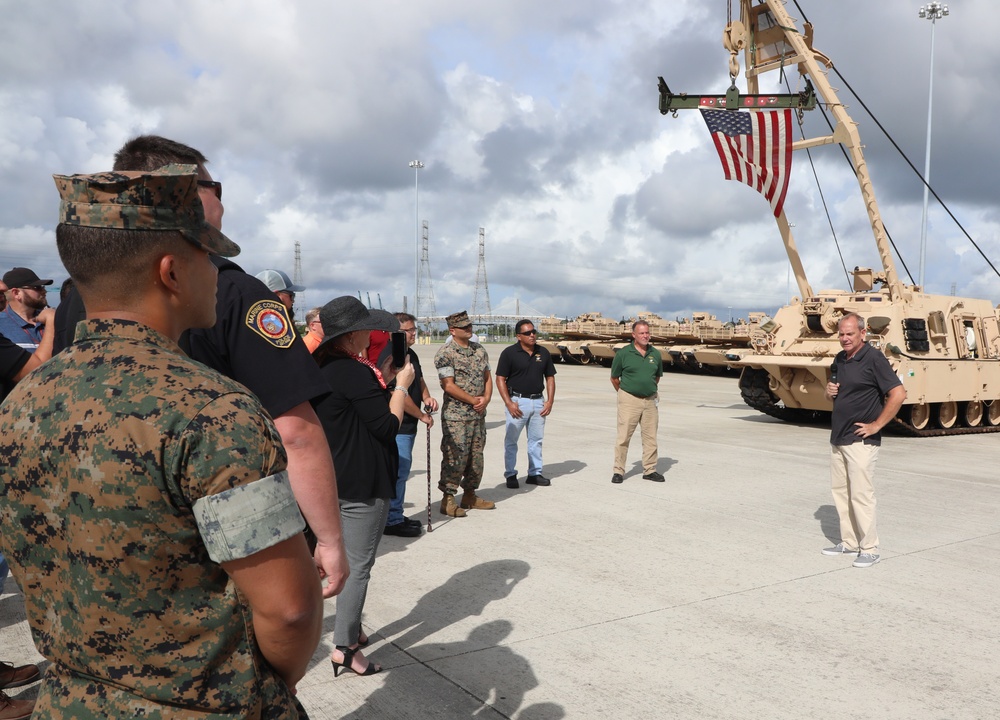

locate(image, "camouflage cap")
[[446, 310, 472, 328], [52, 164, 240, 257]]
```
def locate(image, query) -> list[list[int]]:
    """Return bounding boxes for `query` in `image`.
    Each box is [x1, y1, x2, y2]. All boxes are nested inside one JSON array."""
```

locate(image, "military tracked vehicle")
[[659, 0, 1000, 436]]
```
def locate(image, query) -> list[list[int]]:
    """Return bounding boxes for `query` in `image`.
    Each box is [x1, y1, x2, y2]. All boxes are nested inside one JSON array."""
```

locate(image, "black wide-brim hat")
[[316, 296, 399, 354]]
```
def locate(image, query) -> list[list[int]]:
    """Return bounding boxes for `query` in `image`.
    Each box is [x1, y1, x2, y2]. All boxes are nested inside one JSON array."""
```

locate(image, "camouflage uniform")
[[435, 341, 490, 495], [0, 319, 307, 719]]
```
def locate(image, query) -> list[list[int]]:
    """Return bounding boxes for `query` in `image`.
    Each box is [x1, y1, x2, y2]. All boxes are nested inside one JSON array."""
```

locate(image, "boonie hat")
[[446, 310, 472, 328], [52, 164, 240, 257], [255, 269, 306, 293], [2, 267, 54, 289], [318, 296, 400, 343]]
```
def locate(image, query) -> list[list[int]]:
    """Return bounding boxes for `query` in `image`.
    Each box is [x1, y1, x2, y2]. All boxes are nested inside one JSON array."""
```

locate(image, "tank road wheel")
[[935, 401, 958, 430], [986, 400, 1000, 427], [961, 400, 984, 428], [905, 403, 930, 431]]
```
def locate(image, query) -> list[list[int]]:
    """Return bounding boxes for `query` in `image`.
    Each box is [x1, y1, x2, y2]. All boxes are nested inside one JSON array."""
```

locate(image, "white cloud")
[[2, 0, 999, 321]]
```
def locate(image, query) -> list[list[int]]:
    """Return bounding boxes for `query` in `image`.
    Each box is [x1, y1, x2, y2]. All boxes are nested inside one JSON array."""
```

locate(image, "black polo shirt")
[[180, 256, 331, 418], [830, 343, 902, 447], [495, 342, 556, 396], [377, 345, 425, 435], [0, 335, 30, 403]]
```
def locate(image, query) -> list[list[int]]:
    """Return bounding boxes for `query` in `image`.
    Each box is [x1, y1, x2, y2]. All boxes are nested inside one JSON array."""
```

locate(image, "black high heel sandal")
[[331, 645, 381, 677]]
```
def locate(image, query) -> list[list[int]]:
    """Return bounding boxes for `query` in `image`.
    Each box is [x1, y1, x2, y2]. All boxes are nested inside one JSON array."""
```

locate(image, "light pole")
[[409, 160, 424, 317], [917, 2, 949, 290]]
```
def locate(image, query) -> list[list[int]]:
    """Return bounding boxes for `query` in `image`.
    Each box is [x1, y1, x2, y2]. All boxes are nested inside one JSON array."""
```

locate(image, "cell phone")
[[391, 332, 407, 368]]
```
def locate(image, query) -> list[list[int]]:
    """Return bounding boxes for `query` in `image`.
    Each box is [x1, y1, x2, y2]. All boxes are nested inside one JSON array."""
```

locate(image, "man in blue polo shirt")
[[823, 313, 905, 569], [0, 268, 53, 353], [610, 320, 663, 483]]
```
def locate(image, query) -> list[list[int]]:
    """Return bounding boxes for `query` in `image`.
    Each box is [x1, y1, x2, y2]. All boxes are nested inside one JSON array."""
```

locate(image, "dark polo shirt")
[[830, 343, 902, 447], [0, 335, 31, 403], [496, 343, 556, 396]]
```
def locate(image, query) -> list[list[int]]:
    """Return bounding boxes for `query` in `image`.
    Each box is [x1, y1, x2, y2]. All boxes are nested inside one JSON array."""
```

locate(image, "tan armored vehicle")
[[660, 0, 1000, 435]]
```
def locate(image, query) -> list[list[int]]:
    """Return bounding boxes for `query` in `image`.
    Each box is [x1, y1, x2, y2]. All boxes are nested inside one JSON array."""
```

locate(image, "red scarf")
[[354, 354, 387, 389]]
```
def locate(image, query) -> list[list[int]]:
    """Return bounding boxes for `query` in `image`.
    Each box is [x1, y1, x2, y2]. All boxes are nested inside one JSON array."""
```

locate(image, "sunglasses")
[[197, 179, 223, 201], [518, 329, 537, 335], [21, 285, 47, 292]]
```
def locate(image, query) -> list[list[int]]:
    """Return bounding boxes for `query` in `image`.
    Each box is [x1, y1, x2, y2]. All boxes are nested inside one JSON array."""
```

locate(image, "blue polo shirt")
[[0, 307, 42, 353]]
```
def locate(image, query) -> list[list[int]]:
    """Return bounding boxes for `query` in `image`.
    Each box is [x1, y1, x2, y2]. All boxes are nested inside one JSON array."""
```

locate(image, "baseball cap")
[[52, 164, 240, 257], [255, 269, 306, 293], [2, 267, 54, 288]]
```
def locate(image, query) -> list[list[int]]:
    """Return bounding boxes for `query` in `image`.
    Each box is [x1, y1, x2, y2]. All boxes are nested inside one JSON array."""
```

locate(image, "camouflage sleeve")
[[435, 345, 455, 379], [192, 470, 304, 564], [174, 392, 304, 564]]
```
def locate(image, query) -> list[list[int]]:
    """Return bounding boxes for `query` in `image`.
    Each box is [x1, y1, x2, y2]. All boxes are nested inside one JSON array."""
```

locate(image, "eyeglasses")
[[196, 180, 223, 200], [518, 329, 537, 335], [455, 325, 473, 331], [402, 328, 418, 334]]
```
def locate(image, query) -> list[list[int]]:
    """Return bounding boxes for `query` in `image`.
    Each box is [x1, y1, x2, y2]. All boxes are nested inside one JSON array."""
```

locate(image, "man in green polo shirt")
[[610, 320, 664, 483]]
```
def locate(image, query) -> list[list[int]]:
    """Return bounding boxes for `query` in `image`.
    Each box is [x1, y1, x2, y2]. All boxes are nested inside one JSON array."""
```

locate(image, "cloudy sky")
[[2, 0, 997, 323]]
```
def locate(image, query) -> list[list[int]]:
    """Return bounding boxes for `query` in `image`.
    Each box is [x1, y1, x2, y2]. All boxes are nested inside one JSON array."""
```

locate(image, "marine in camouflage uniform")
[[434, 311, 495, 517], [0, 165, 318, 718]]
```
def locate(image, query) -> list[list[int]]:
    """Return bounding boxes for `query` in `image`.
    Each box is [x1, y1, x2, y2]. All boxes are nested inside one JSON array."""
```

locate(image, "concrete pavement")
[[3, 342, 999, 718]]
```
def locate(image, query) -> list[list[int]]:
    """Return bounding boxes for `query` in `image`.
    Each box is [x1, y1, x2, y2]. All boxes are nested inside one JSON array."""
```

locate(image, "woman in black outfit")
[[312, 297, 415, 677]]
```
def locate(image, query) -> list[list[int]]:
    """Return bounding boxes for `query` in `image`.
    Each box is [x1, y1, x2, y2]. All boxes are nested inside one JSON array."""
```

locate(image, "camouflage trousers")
[[439, 415, 486, 495]]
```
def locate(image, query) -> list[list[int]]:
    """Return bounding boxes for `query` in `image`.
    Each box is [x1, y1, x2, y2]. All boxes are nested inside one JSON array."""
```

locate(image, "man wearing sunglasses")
[[255, 268, 305, 318], [495, 319, 556, 488], [54, 135, 349, 604], [434, 310, 494, 517], [0, 267, 53, 353]]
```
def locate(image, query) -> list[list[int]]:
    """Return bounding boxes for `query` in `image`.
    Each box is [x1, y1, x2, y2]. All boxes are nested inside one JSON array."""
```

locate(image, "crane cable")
[[791, 0, 1000, 282]]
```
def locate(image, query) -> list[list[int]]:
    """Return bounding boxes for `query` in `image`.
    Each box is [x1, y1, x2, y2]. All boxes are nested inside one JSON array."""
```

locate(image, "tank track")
[[738, 368, 829, 424], [740, 368, 1000, 436], [889, 414, 1000, 437]]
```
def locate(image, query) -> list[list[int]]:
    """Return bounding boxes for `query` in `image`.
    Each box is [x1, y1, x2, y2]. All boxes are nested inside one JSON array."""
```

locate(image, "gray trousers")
[[333, 497, 389, 647]]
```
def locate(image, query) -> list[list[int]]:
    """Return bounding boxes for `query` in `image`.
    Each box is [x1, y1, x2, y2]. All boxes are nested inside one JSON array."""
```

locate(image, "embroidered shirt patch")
[[245, 300, 296, 348]]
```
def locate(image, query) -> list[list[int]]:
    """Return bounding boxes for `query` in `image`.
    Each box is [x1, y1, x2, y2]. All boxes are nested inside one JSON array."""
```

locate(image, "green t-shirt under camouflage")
[[434, 341, 490, 421], [0, 319, 307, 719]]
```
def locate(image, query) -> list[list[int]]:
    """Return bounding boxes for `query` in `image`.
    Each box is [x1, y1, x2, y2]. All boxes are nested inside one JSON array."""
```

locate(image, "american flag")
[[701, 108, 792, 218]]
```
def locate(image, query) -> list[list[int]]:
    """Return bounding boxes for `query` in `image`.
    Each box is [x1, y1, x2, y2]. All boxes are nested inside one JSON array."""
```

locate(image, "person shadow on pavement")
[[625, 457, 676, 479], [354, 620, 565, 720], [814, 505, 840, 544], [376, 559, 529, 653]]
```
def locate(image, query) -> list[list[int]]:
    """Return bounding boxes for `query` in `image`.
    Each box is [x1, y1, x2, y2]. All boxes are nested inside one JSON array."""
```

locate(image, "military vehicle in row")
[[659, 0, 1000, 435], [538, 311, 768, 375]]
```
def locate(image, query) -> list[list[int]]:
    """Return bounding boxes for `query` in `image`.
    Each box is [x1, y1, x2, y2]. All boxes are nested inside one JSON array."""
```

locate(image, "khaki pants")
[[830, 443, 880, 553], [613, 391, 658, 475]]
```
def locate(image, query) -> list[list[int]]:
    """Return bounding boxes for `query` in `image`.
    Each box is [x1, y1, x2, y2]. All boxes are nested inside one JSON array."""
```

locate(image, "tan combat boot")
[[440, 495, 467, 517], [460, 490, 495, 510]]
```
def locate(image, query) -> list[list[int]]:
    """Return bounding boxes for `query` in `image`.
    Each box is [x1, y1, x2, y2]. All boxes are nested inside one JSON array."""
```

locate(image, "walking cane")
[[424, 402, 433, 533]]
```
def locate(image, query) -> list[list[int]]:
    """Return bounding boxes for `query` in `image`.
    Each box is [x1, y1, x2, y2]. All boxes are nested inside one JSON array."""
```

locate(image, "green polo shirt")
[[611, 342, 662, 397]]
